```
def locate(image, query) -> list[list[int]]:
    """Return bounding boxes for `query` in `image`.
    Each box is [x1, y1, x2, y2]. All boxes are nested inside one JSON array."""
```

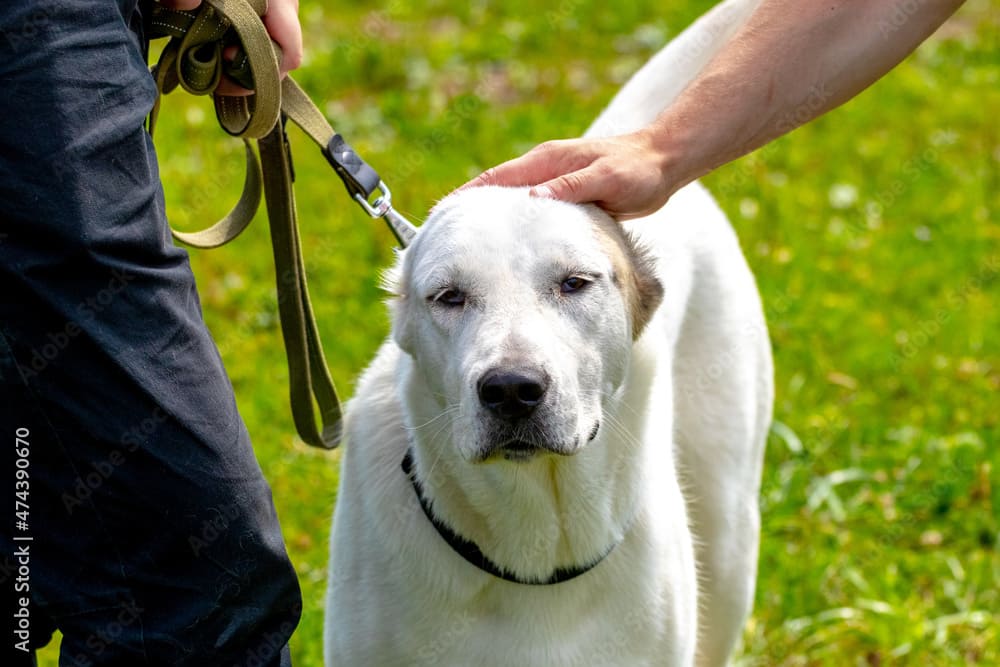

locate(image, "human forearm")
[[466, 0, 965, 219], [650, 0, 966, 193]]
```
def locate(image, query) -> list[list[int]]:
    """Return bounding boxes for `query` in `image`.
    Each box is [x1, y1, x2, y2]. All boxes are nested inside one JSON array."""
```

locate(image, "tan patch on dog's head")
[[589, 214, 664, 339]]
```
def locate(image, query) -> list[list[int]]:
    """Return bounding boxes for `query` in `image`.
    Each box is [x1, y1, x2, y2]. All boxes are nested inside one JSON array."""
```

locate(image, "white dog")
[[325, 1, 771, 665]]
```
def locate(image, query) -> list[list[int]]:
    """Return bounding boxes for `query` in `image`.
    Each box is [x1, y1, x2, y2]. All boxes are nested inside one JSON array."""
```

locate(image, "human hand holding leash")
[[160, 0, 303, 95], [465, 0, 965, 220]]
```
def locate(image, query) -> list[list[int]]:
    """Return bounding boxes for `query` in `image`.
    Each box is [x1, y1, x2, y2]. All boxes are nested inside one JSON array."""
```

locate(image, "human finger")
[[214, 44, 254, 96], [529, 163, 615, 206], [159, 0, 202, 10], [461, 139, 599, 191], [263, 0, 303, 76]]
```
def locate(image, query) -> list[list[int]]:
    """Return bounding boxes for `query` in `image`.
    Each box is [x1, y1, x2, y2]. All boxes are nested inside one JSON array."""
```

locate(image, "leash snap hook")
[[354, 181, 392, 218], [355, 184, 418, 247], [321, 132, 419, 247], [360, 186, 419, 248]]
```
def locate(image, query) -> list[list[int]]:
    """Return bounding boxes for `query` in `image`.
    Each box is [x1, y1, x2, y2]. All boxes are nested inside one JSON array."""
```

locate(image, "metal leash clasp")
[[354, 181, 392, 218], [323, 133, 419, 247], [353, 181, 418, 248]]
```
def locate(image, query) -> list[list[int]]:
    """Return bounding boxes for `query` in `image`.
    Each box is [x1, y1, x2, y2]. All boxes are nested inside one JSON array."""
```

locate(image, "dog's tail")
[[586, 0, 762, 139]]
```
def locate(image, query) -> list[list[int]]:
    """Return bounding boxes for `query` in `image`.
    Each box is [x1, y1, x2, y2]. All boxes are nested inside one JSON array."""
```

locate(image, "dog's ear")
[[390, 296, 416, 355], [592, 213, 664, 339], [621, 233, 664, 340], [383, 251, 417, 354]]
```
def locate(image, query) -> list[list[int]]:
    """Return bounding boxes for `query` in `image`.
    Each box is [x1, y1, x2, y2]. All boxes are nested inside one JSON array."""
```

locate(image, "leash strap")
[[144, 0, 418, 448], [258, 121, 342, 447]]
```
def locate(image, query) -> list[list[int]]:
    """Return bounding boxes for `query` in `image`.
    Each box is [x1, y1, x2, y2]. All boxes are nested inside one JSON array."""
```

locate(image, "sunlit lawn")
[[39, 0, 996, 665]]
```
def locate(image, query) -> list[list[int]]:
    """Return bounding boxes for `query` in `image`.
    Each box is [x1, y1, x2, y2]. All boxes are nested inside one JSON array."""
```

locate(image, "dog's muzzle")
[[477, 367, 549, 420], [476, 367, 559, 461]]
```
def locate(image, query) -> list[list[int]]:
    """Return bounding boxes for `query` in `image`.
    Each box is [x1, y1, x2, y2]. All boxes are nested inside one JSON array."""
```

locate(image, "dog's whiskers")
[[405, 405, 462, 432], [420, 413, 462, 481], [595, 400, 645, 454]]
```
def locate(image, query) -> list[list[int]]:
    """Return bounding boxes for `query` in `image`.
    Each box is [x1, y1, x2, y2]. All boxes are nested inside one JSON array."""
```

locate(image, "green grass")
[[39, 0, 997, 664]]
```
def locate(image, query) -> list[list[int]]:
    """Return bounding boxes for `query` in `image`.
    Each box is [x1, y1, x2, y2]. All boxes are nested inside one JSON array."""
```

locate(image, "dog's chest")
[[376, 528, 693, 667]]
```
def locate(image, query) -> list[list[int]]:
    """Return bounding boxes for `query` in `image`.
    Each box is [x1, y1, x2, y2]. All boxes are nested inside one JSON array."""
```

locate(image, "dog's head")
[[389, 186, 662, 463]]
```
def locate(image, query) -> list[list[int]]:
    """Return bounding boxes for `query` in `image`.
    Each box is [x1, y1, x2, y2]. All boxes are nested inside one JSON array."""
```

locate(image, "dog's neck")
[[399, 339, 667, 583]]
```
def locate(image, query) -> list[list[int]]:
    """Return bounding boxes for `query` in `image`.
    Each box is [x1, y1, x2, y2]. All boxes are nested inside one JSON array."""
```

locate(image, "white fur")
[[325, 1, 771, 665]]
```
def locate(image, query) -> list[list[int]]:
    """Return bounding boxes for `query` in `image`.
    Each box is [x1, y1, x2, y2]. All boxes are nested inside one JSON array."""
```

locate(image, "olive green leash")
[[144, 0, 418, 449]]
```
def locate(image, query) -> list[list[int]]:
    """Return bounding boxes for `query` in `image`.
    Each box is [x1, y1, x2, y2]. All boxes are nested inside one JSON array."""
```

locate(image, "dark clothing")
[[0, 1, 301, 664]]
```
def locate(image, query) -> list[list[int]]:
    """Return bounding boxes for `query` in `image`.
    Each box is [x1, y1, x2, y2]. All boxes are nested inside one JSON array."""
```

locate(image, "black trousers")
[[0, 1, 301, 664]]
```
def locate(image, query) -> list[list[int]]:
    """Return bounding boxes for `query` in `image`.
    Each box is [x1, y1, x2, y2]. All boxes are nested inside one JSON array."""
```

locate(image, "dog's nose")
[[477, 369, 549, 419]]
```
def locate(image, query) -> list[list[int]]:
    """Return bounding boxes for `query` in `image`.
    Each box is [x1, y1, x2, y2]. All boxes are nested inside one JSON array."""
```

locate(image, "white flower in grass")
[[828, 183, 858, 210]]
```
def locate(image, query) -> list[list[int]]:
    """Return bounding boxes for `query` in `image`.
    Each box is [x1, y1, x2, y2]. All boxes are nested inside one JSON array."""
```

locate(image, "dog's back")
[[627, 184, 773, 666], [589, 3, 772, 660]]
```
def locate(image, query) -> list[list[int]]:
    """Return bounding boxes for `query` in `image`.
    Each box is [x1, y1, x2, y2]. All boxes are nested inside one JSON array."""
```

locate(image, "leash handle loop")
[[145, 0, 422, 448], [148, 0, 281, 138]]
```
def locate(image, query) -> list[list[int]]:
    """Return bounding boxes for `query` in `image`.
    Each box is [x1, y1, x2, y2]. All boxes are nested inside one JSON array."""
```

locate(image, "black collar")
[[401, 449, 617, 585]]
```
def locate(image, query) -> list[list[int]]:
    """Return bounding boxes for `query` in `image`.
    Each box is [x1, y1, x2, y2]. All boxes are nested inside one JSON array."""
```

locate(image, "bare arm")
[[465, 0, 965, 220]]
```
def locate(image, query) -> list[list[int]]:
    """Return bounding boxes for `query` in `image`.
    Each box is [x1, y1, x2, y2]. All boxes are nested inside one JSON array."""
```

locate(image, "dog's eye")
[[431, 288, 466, 307], [560, 276, 591, 294]]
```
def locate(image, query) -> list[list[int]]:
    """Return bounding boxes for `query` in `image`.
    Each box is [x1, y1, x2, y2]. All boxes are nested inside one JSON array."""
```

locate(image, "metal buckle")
[[354, 181, 392, 218], [353, 180, 419, 247]]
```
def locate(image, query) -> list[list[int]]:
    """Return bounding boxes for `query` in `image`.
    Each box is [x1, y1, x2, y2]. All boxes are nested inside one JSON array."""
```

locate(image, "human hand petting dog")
[[465, 0, 965, 220], [465, 131, 677, 221], [159, 0, 302, 95]]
